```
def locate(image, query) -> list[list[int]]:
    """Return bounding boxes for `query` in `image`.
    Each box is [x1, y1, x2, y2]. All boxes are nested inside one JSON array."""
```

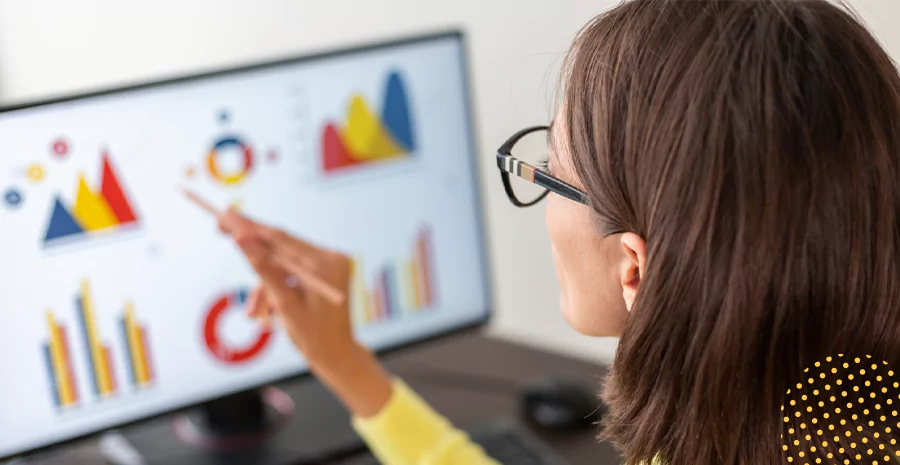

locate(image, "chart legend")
[[43, 151, 140, 248], [321, 70, 416, 174], [352, 227, 436, 326]]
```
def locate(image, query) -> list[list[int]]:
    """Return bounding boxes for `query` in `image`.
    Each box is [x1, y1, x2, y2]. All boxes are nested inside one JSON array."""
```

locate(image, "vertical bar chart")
[[76, 279, 115, 398], [403, 260, 416, 312], [42, 312, 80, 409], [119, 302, 156, 389], [352, 226, 437, 326], [59, 326, 80, 405], [41, 279, 157, 412], [416, 229, 434, 307]]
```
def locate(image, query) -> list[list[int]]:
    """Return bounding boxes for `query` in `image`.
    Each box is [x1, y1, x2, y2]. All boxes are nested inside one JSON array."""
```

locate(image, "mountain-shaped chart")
[[321, 70, 416, 174], [43, 151, 140, 247]]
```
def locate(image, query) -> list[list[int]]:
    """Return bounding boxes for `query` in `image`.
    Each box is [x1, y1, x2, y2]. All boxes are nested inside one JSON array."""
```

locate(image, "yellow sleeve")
[[351, 379, 501, 465]]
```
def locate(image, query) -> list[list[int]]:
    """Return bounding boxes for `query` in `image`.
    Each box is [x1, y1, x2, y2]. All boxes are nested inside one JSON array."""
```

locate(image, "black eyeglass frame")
[[495, 125, 588, 207]]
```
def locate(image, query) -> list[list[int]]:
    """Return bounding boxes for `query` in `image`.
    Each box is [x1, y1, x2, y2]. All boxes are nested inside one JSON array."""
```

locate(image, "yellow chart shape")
[[343, 96, 405, 161]]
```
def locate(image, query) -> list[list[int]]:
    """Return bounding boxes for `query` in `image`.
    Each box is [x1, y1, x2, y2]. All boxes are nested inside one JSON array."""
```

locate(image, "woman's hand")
[[219, 209, 393, 418], [220, 208, 352, 364]]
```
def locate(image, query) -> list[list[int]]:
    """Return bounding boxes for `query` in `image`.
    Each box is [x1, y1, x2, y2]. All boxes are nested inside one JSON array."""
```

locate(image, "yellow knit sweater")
[[352, 380, 501, 465]]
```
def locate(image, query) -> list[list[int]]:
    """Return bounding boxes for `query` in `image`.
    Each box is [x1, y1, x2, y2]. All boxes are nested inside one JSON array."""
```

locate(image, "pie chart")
[[203, 288, 273, 365]]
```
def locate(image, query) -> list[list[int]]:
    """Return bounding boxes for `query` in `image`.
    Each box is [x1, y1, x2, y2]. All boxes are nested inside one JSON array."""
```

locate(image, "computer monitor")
[[0, 31, 491, 460]]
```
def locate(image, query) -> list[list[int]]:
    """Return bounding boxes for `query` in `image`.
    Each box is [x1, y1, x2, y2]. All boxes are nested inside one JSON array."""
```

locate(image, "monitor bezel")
[[0, 28, 494, 461]]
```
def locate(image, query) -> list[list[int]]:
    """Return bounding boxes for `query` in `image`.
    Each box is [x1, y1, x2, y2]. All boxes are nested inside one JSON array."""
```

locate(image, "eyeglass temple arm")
[[533, 171, 588, 204]]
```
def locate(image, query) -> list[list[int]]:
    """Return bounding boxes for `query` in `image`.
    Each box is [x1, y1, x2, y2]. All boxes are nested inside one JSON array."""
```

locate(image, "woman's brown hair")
[[562, 1, 900, 463]]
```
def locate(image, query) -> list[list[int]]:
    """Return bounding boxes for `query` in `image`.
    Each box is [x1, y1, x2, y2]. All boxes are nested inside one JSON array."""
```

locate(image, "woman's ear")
[[620, 232, 647, 312]]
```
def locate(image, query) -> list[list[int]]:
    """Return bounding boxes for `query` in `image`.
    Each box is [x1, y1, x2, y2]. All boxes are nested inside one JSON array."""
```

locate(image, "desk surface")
[[19, 332, 622, 465]]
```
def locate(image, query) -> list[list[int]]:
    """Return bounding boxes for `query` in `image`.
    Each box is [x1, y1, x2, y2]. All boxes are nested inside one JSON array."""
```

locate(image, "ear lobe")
[[620, 233, 647, 312]]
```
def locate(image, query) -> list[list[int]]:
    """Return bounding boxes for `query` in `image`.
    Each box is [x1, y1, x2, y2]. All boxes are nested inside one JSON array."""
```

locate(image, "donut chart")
[[203, 288, 273, 365], [206, 136, 254, 186]]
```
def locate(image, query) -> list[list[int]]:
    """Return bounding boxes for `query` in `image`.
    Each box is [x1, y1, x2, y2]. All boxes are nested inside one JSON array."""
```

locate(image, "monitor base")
[[171, 386, 294, 451], [101, 378, 366, 465]]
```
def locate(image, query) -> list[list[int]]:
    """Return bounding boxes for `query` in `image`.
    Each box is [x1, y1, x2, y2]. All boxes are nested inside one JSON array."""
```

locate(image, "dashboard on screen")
[[0, 32, 490, 459]]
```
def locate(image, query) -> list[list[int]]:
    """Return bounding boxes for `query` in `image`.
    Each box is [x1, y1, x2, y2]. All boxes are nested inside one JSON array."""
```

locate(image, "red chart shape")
[[203, 289, 273, 364], [322, 123, 363, 172], [100, 151, 138, 223]]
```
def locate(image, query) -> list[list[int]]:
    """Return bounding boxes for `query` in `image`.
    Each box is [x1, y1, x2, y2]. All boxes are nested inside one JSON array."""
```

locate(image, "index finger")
[[222, 209, 325, 262], [218, 207, 254, 235], [234, 235, 296, 304]]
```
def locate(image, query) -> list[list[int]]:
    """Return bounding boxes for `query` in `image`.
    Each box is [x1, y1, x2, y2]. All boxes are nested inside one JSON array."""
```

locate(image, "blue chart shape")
[[119, 318, 137, 386], [4, 188, 23, 208], [382, 267, 397, 319], [384, 265, 399, 319], [381, 71, 415, 151], [42, 345, 61, 408], [44, 197, 85, 242]]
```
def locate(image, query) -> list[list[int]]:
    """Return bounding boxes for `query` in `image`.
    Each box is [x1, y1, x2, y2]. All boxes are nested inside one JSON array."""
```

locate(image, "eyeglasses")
[[495, 125, 588, 207]]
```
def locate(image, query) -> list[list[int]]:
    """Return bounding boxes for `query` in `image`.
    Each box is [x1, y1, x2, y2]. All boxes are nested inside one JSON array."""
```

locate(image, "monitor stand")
[[170, 386, 295, 451], [100, 379, 366, 465]]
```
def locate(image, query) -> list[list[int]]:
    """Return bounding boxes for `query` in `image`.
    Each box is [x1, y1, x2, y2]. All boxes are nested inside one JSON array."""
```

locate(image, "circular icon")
[[26, 163, 45, 182], [203, 288, 273, 364], [3, 188, 23, 208], [51, 138, 70, 158], [206, 136, 254, 186]]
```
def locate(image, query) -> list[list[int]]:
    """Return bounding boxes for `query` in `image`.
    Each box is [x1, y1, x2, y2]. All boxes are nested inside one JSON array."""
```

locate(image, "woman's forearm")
[[309, 343, 394, 419]]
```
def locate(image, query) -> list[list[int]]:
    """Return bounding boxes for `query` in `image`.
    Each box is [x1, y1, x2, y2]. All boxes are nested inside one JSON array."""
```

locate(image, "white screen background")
[[0, 36, 490, 458]]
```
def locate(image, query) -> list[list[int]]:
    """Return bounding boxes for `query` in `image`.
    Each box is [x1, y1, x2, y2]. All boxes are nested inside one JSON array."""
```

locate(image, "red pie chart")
[[203, 288, 273, 364]]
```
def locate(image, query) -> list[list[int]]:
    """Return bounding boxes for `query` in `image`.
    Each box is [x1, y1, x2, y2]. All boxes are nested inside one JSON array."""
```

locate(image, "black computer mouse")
[[520, 378, 605, 432]]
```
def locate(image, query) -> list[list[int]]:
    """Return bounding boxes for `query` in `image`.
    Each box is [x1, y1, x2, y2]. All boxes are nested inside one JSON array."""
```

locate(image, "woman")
[[220, 0, 900, 463]]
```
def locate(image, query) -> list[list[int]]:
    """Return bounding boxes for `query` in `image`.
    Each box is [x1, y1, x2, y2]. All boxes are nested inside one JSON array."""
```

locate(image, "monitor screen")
[[0, 32, 491, 459]]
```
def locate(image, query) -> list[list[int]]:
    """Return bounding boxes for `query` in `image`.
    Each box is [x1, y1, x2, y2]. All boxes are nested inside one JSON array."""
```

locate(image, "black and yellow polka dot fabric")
[[782, 355, 900, 464]]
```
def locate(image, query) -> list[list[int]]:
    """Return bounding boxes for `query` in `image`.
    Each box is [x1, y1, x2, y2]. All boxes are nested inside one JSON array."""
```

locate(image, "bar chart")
[[351, 226, 437, 326], [75, 280, 118, 399], [119, 303, 155, 389], [42, 279, 156, 412], [42, 313, 80, 409]]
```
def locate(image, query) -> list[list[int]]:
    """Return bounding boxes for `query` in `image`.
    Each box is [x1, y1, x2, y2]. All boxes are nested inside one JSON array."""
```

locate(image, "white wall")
[[1, 0, 898, 364]]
